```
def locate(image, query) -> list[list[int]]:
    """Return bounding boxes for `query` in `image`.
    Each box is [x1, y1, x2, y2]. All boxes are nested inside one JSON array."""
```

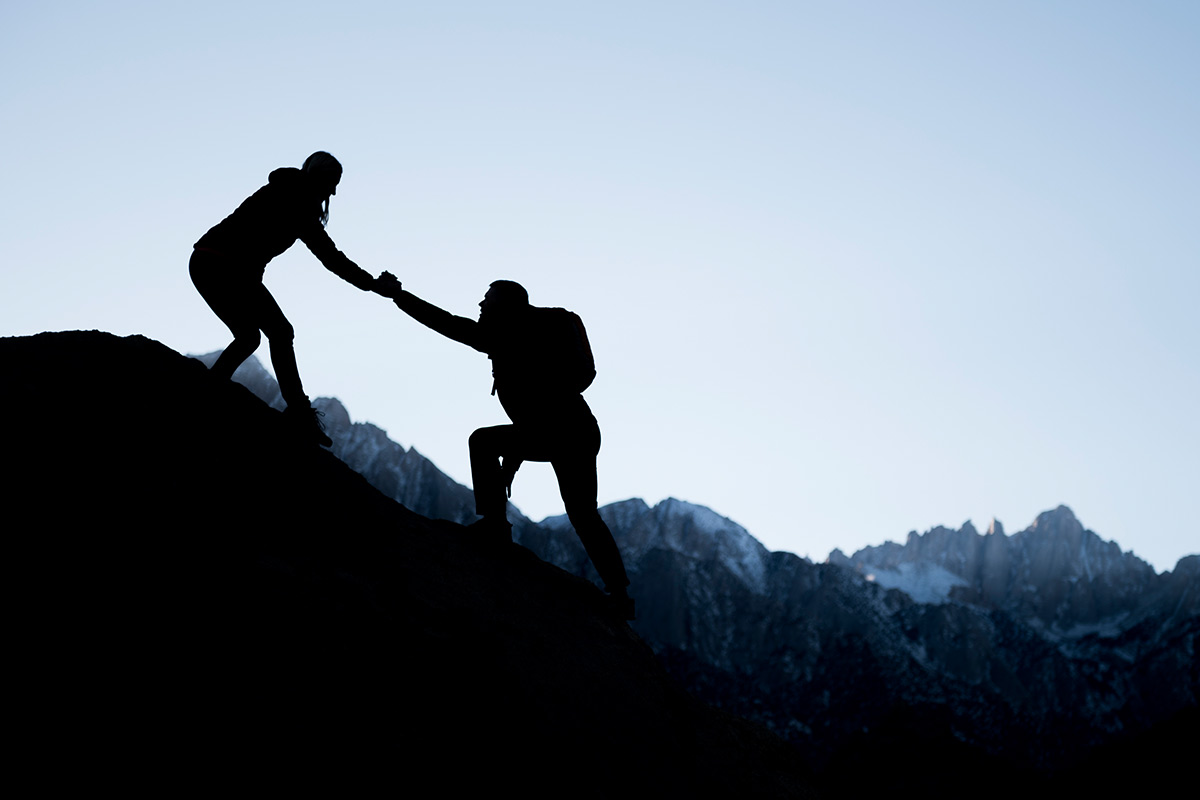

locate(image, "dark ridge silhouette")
[[3, 330, 814, 794]]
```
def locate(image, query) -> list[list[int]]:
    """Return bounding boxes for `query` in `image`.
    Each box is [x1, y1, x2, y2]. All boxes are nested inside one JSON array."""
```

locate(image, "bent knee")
[[263, 320, 294, 343], [469, 427, 497, 451], [233, 328, 262, 350], [471, 425, 516, 457]]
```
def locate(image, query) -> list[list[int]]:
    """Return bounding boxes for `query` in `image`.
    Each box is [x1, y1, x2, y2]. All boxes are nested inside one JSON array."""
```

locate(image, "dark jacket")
[[393, 290, 595, 431], [194, 167, 374, 289]]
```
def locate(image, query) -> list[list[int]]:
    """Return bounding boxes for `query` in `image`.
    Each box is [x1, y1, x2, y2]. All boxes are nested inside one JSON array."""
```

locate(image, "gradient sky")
[[3, 1, 1196, 571]]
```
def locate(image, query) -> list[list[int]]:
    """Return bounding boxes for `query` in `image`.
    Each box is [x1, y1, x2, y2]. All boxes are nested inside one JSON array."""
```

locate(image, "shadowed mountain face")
[[5, 332, 813, 794], [830, 510, 1168, 633], [582, 501, 1196, 772]]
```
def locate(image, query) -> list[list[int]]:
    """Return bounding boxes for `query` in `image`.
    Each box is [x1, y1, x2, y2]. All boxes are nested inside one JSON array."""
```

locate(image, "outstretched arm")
[[301, 226, 377, 291], [375, 273, 485, 352]]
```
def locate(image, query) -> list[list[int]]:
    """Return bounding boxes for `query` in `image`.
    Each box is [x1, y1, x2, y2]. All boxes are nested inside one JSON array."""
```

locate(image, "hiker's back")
[[531, 306, 595, 394], [196, 168, 318, 268], [491, 306, 596, 426]]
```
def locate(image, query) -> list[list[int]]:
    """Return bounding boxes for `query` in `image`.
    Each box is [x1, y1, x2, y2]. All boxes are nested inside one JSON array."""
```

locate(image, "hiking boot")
[[467, 516, 512, 546], [285, 404, 333, 447], [606, 590, 636, 621]]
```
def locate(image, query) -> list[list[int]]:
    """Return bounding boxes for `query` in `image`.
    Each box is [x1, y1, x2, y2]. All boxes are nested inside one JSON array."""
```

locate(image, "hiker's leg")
[[553, 428, 629, 593], [190, 250, 262, 381], [469, 425, 520, 521], [211, 331, 260, 382], [251, 287, 330, 445], [255, 286, 306, 409]]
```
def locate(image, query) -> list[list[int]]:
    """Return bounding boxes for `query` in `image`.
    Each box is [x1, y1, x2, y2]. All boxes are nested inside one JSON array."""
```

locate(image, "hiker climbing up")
[[374, 273, 634, 619], [189, 151, 378, 446]]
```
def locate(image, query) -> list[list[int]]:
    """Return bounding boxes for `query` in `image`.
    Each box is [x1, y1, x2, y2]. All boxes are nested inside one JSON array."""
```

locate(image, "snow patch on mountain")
[[862, 561, 970, 605], [542, 497, 770, 594], [651, 498, 770, 593]]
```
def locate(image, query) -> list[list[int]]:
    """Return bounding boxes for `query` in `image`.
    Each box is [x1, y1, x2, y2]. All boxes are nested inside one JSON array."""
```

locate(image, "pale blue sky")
[[3, 1, 1196, 571]]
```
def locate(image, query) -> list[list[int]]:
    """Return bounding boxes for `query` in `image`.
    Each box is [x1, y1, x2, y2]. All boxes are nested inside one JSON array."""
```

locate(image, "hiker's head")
[[303, 151, 342, 224], [479, 280, 529, 325]]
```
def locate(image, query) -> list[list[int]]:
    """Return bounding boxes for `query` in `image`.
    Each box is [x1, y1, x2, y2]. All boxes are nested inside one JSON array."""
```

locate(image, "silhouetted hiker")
[[375, 273, 635, 619], [190, 151, 378, 446]]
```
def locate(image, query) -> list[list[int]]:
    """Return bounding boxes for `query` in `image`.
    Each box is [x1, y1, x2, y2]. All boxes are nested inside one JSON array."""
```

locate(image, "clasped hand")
[[374, 271, 403, 298]]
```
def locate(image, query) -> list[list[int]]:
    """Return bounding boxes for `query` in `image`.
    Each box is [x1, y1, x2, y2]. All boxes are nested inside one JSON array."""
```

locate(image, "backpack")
[[489, 306, 597, 398], [538, 307, 596, 394]]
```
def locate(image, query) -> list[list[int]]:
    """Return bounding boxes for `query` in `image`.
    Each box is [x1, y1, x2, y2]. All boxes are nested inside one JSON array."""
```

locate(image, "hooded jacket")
[[194, 167, 374, 289]]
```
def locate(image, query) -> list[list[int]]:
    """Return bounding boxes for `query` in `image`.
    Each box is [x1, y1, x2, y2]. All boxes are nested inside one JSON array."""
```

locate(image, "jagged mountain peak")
[[541, 497, 771, 594], [834, 507, 1168, 633], [593, 496, 652, 530], [649, 497, 756, 541], [1031, 504, 1081, 528], [639, 498, 770, 593]]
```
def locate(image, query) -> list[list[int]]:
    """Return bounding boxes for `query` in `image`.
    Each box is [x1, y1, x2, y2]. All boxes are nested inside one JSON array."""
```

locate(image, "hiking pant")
[[469, 420, 630, 594], [189, 248, 308, 408]]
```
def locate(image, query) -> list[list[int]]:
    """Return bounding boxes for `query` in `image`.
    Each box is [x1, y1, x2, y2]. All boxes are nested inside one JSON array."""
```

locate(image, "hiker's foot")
[[285, 404, 333, 447], [467, 516, 512, 546], [605, 590, 636, 621]]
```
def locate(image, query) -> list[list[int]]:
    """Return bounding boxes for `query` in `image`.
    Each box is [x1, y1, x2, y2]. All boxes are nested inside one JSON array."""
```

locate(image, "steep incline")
[[4, 331, 811, 795], [193, 350, 491, 525]]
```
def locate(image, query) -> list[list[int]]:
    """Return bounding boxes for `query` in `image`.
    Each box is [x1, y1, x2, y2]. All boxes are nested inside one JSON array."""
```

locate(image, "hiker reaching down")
[[374, 273, 634, 619], [190, 151, 378, 446]]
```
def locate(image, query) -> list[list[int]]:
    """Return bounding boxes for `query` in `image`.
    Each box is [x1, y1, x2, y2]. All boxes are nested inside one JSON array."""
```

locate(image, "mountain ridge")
[[831, 505, 1185, 638], [201, 345, 1194, 776], [7, 330, 1193, 791]]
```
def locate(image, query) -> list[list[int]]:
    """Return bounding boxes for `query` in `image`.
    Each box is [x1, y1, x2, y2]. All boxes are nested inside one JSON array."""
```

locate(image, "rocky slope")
[[202, 346, 1197, 780], [5, 331, 813, 795], [194, 350, 499, 525]]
